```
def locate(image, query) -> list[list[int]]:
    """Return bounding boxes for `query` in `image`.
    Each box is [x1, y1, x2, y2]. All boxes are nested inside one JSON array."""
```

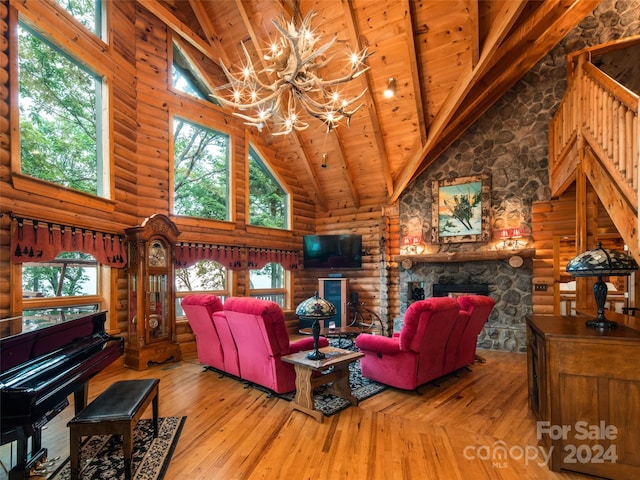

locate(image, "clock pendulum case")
[[125, 214, 182, 369]]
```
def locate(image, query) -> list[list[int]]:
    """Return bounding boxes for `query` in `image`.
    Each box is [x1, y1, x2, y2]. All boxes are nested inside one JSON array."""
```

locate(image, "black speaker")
[[350, 291, 359, 305]]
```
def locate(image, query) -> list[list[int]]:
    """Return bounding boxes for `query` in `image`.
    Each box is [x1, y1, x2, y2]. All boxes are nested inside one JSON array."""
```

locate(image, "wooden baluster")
[[603, 90, 610, 156], [626, 109, 634, 188], [591, 80, 596, 139], [597, 84, 604, 148], [632, 114, 638, 190], [612, 99, 620, 172]]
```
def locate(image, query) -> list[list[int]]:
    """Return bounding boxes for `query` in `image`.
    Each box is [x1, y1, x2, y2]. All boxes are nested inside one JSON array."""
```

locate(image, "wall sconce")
[[383, 77, 396, 98], [499, 228, 523, 249], [321, 153, 328, 168]]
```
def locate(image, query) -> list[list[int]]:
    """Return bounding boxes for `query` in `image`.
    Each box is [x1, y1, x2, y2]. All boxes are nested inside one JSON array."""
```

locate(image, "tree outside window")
[[248, 146, 287, 229], [173, 118, 229, 220], [23, 252, 97, 297], [22, 252, 100, 329], [18, 23, 104, 196], [175, 260, 228, 317], [53, 0, 101, 36], [250, 263, 286, 307]]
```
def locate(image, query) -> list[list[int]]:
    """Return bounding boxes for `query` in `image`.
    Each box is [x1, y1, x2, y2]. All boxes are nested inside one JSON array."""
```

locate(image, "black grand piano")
[[0, 311, 124, 479]]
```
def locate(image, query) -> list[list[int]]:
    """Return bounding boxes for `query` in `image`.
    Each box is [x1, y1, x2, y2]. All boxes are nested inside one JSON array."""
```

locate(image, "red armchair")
[[223, 297, 328, 394], [356, 297, 463, 390], [453, 295, 496, 368], [181, 294, 225, 371]]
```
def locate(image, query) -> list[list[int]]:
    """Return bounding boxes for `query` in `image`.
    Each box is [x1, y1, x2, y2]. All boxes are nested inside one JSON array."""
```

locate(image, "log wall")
[[0, 1, 318, 338], [293, 202, 397, 334], [532, 184, 637, 316], [0, 2, 9, 318]]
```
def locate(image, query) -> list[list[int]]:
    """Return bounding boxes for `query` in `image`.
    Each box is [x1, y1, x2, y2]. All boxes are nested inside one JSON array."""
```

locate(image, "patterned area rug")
[[280, 339, 387, 416], [49, 416, 186, 480]]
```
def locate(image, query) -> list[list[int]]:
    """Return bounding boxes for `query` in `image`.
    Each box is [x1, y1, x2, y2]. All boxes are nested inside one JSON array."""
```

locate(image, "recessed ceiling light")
[[383, 77, 396, 98]]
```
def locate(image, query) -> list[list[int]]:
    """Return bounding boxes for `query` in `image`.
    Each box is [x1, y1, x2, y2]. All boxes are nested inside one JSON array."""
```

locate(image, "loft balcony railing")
[[549, 35, 640, 257]]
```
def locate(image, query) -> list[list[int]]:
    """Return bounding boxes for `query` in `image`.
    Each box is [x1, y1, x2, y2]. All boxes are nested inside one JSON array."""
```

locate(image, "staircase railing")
[[549, 37, 640, 259], [550, 47, 639, 201], [581, 62, 638, 202]]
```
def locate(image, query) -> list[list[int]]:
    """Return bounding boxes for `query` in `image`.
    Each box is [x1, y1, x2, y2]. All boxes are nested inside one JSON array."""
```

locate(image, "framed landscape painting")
[[431, 174, 491, 243]]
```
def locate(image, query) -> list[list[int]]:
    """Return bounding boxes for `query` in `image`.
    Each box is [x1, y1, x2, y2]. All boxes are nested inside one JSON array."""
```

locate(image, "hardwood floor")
[[19, 350, 596, 480]]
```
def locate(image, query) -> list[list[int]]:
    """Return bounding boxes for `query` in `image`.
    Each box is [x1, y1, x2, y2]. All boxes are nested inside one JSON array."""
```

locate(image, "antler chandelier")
[[212, 9, 372, 135]]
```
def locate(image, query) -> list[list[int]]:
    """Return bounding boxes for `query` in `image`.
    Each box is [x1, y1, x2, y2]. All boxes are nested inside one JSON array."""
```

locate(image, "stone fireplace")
[[432, 283, 489, 297], [398, 258, 532, 353]]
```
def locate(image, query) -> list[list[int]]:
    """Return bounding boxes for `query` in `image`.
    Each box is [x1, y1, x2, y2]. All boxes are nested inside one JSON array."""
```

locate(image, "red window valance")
[[247, 248, 299, 270], [10, 215, 299, 272], [10, 216, 127, 268], [174, 244, 299, 271], [174, 243, 244, 270]]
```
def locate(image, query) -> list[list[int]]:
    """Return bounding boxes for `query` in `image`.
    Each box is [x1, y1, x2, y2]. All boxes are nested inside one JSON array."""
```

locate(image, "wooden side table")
[[527, 315, 640, 478], [282, 346, 363, 423]]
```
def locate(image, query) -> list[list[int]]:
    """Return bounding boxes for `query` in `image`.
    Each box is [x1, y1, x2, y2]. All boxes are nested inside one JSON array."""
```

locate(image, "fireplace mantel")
[[394, 247, 535, 264]]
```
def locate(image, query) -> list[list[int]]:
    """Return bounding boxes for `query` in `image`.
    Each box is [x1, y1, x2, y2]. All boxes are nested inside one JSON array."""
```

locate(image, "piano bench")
[[67, 378, 160, 480]]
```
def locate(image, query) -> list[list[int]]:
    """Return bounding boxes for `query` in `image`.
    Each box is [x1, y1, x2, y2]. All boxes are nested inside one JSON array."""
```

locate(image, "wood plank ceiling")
[[143, 0, 601, 211]]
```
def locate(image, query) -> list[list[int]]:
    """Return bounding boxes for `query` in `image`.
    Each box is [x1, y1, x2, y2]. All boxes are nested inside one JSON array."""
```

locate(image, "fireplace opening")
[[432, 283, 489, 297]]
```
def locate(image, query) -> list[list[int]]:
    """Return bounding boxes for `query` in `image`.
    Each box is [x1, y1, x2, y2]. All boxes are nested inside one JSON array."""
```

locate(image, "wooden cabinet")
[[527, 315, 640, 479], [317, 278, 349, 327], [125, 214, 182, 370]]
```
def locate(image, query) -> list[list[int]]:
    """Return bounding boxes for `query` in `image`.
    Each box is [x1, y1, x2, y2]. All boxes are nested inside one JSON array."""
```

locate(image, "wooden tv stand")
[[526, 314, 640, 479]]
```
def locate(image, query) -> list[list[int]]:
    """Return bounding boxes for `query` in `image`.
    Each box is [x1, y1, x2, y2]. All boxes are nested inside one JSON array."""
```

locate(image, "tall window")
[[18, 23, 105, 196], [173, 117, 230, 220], [250, 263, 286, 307], [22, 252, 101, 330], [53, 0, 102, 36], [175, 260, 228, 317], [248, 146, 288, 229]]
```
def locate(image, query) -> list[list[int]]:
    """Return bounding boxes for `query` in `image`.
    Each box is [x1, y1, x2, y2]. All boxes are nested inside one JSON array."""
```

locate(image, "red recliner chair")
[[355, 296, 463, 390], [454, 295, 496, 368], [181, 294, 225, 371], [223, 297, 328, 394]]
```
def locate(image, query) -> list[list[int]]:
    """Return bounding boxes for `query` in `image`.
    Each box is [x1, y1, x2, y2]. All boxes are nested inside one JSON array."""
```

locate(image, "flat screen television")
[[303, 234, 362, 269]]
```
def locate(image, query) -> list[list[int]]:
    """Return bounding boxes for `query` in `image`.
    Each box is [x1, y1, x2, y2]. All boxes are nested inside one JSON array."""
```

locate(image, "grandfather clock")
[[125, 214, 182, 369]]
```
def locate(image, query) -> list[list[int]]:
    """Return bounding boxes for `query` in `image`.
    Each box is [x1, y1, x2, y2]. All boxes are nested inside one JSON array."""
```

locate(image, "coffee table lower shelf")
[[282, 346, 364, 423]]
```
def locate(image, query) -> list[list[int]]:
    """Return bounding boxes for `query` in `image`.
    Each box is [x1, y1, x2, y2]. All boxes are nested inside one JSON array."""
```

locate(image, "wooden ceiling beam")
[[405, 0, 428, 148], [390, 0, 526, 202], [186, 0, 232, 67], [341, 0, 388, 201], [469, 0, 480, 68], [138, 0, 222, 66], [233, 0, 328, 211], [412, 0, 603, 181]]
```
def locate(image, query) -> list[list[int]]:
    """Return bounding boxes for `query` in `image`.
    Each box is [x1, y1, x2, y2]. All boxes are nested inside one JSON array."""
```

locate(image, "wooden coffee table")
[[282, 346, 364, 423]]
